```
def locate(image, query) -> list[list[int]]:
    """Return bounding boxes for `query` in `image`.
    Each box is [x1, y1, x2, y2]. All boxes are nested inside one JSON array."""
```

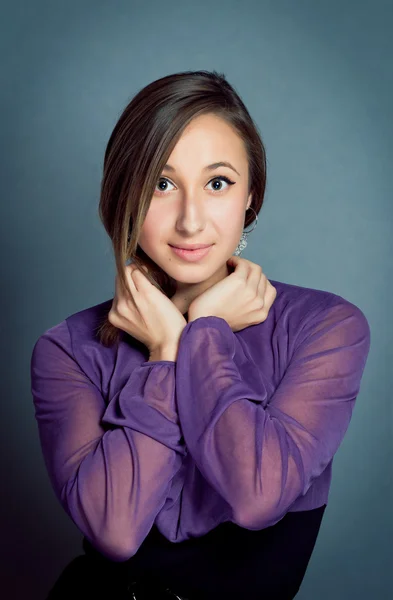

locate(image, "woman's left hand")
[[187, 255, 277, 332]]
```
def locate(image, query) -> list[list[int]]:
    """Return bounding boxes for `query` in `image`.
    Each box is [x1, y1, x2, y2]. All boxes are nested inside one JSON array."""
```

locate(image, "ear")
[[246, 192, 252, 211]]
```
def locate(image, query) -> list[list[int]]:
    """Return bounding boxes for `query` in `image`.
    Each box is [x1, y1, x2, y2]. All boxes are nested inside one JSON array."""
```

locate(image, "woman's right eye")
[[155, 178, 174, 194]]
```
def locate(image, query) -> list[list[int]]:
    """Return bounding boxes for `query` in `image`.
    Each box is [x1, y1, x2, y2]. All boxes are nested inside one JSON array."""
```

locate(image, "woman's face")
[[138, 113, 253, 309]]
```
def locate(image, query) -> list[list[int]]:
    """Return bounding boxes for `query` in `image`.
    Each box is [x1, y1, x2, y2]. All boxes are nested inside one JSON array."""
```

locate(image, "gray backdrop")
[[1, 0, 391, 598]]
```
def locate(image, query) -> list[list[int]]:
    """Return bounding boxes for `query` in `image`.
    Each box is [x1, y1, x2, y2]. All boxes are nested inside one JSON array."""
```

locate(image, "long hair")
[[96, 69, 267, 347]]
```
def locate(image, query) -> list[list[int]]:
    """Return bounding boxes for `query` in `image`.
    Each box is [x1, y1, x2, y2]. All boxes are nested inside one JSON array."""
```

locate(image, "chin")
[[167, 270, 209, 283]]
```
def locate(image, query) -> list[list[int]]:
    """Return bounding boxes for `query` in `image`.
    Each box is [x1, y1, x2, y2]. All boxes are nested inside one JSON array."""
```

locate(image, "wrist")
[[187, 309, 203, 323], [187, 306, 199, 322], [148, 345, 178, 362]]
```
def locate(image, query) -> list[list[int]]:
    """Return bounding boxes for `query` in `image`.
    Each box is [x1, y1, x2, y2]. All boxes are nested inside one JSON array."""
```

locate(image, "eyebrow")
[[162, 161, 240, 176]]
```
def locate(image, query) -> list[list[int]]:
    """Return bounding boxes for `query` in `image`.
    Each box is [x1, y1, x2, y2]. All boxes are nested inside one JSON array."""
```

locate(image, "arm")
[[176, 298, 371, 529], [30, 320, 186, 562]]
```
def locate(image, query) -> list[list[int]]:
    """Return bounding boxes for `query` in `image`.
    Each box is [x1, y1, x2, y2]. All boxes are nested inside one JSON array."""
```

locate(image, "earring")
[[234, 206, 258, 256]]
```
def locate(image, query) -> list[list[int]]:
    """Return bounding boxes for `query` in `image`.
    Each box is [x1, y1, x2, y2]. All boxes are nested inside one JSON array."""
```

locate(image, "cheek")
[[138, 209, 165, 248], [220, 206, 246, 237]]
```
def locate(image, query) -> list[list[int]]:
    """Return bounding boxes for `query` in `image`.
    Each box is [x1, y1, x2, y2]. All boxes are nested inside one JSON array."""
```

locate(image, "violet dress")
[[30, 279, 371, 600]]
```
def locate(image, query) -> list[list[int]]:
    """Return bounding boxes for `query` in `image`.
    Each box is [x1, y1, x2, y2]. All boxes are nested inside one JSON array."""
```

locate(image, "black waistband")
[[82, 505, 327, 599]]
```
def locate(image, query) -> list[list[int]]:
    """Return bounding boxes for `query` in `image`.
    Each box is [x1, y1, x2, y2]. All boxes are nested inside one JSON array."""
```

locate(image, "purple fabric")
[[30, 279, 370, 562]]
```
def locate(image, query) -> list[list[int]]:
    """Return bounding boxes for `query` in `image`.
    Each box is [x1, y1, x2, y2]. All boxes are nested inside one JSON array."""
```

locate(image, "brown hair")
[[96, 69, 267, 347]]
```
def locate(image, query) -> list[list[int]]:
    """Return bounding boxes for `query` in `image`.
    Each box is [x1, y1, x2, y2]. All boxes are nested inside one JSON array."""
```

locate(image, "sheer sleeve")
[[30, 320, 186, 562], [175, 298, 371, 529]]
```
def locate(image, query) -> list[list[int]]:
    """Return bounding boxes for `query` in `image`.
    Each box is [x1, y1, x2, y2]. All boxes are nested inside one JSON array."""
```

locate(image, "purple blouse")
[[30, 278, 370, 563]]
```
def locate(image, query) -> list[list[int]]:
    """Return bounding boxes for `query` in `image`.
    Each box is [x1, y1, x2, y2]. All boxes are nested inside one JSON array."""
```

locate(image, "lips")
[[169, 243, 212, 250], [169, 244, 213, 262]]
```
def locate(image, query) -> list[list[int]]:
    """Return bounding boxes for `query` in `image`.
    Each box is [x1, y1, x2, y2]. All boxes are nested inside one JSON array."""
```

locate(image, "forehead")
[[167, 114, 247, 166]]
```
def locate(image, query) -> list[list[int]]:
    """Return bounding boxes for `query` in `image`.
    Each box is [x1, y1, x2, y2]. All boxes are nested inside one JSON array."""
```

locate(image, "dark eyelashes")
[[213, 176, 236, 186], [156, 175, 236, 192]]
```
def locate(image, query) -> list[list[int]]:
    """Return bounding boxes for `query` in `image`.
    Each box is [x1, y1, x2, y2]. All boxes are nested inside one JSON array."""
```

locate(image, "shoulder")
[[268, 278, 369, 333], [66, 298, 114, 337], [33, 298, 113, 348], [31, 298, 116, 388], [270, 277, 340, 309]]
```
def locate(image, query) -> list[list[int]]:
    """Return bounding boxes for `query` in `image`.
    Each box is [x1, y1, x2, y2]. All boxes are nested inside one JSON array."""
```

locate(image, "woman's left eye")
[[207, 176, 235, 191]]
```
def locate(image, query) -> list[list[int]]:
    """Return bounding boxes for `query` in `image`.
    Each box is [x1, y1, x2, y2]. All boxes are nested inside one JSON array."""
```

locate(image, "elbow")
[[88, 515, 151, 561], [233, 500, 288, 530], [60, 480, 140, 562], [62, 497, 138, 561], [88, 532, 138, 562]]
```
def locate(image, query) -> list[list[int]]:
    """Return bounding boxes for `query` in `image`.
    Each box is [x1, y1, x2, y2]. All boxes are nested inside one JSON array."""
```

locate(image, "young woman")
[[31, 70, 371, 600]]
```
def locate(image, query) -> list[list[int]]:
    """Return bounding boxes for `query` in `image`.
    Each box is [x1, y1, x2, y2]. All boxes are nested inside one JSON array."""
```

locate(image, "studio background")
[[1, 1, 391, 598]]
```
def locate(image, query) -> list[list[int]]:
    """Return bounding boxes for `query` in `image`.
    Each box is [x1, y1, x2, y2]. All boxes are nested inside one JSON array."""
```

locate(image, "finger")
[[249, 264, 264, 297], [126, 263, 150, 294], [257, 274, 267, 307], [227, 255, 242, 268], [227, 255, 252, 266], [125, 264, 140, 294], [265, 281, 277, 309], [227, 255, 250, 281], [260, 280, 276, 312], [113, 270, 137, 314]]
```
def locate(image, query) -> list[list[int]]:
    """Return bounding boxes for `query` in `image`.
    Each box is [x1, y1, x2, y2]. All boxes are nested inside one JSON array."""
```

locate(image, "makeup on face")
[[169, 244, 213, 262]]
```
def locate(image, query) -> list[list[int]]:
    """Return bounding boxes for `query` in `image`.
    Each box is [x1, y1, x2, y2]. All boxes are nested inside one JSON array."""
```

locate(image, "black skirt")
[[46, 504, 327, 600]]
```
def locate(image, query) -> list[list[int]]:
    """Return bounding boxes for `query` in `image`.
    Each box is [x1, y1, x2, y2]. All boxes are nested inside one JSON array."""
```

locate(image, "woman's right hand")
[[108, 263, 187, 355]]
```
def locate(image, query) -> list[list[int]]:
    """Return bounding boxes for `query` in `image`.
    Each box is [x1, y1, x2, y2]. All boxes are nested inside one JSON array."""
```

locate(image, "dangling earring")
[[234, 206, 258, 256]]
